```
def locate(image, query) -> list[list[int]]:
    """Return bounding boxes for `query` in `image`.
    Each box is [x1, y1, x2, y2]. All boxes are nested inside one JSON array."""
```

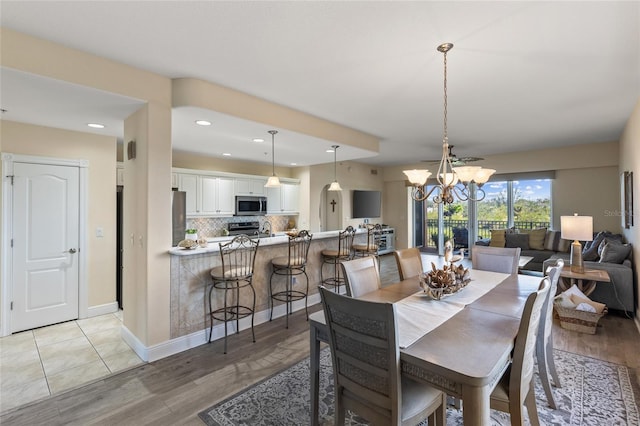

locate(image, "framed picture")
[[622, 171, 633, 229]]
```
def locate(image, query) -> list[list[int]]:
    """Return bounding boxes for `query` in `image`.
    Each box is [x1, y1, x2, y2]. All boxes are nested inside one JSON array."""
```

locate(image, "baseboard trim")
[[122, 294, 323, 363], [86, 302, 118, 318]]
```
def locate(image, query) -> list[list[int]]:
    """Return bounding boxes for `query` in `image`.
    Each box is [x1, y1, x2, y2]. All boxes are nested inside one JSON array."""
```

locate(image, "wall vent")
[[370, 169, 378, 175]]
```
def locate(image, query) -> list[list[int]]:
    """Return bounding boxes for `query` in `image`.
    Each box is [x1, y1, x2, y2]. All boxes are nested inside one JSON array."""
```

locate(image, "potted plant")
[[185, 228, 198, 241]]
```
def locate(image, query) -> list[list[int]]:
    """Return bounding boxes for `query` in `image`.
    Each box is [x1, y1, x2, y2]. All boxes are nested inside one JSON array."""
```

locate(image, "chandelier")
[[403, 43, 495, 204]]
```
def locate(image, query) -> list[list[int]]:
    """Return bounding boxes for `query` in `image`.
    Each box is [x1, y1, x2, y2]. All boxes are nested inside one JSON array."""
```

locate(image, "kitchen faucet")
[[261, 221, 272, 237]]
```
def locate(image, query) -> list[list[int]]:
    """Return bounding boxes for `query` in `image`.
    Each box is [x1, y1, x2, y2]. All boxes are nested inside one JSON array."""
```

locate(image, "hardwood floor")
[[2, 253, 638, 425]]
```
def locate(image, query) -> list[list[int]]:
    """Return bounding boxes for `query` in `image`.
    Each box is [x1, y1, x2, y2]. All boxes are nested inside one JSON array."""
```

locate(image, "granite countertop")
[[169, 229, 364, 256]]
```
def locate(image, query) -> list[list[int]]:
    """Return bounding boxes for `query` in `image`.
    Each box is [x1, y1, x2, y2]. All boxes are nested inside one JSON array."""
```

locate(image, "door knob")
[[68, 248, 77, 254]]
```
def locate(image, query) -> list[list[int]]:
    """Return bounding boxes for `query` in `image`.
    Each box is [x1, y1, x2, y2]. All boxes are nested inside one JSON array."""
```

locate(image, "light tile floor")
[[0, 311, 144, 412]]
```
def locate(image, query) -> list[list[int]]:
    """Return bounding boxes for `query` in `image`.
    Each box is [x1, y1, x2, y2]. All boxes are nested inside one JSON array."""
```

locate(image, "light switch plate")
[[96, 227, 104, 238]]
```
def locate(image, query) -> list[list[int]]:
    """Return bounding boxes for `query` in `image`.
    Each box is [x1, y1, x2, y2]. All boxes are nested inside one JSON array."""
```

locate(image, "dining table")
[[309, 269, 543, 426]]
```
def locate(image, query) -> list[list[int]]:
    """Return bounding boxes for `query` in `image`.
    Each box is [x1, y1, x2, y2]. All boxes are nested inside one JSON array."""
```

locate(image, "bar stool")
[[352, 223, 382, 259], [208, 234, 259, 354], [269, 230, 313, 329], [320, 226, 355, 293]]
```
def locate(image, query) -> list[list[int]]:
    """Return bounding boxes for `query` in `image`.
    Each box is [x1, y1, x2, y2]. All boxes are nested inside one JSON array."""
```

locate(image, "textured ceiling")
[[1, 1, 638, 167]]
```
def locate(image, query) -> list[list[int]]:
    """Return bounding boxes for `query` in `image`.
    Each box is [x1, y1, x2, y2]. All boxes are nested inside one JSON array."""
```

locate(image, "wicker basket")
[[554, 302, 607, 334]]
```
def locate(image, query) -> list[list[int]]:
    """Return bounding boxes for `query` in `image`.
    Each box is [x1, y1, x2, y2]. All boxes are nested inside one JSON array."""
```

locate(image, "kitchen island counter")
[[168, 229, 364, 256], [168, 228, 370, 341]]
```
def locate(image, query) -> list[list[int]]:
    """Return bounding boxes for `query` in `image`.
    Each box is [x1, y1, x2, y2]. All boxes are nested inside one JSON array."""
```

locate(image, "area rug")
[[199, 348, 639, 426]]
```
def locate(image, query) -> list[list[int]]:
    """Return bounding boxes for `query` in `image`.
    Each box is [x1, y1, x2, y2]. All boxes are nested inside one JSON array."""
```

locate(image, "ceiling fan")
[[421, 145, 484, 166]]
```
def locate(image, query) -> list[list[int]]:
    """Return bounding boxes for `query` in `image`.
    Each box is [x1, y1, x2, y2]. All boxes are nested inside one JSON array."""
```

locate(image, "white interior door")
[[11, 162, 80, 332]]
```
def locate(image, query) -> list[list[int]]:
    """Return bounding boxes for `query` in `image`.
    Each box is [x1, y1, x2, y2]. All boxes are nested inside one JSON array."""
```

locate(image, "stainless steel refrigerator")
[[172, 191, 187, 246]]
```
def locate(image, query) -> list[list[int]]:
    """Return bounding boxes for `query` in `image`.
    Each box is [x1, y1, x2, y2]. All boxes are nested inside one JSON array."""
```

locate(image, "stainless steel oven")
[[235, 196, 267, 216]]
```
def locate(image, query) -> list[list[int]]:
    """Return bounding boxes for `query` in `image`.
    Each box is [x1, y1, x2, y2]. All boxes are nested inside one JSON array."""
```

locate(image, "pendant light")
[[328, 145, 342, 191], [264, 130, 281, 187]]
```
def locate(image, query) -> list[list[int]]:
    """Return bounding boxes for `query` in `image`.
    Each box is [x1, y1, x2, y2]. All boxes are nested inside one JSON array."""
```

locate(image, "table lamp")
[[560, 214, 593, 273]]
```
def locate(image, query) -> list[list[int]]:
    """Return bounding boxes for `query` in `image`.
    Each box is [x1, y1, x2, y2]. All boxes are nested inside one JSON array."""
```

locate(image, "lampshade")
[[560, 214, 593, 241], [328, 181, 342, 191], [452, 166, 480, 183], [265, 175, 281, 188], [403, 169, 431, 186], [440, 172, 459, 186], [473, 168, 496, 184]]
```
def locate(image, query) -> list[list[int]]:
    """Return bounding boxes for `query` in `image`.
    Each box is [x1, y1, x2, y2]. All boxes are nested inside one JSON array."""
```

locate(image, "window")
[[419, 177, 552, 251], [512, 179, 551, 230]]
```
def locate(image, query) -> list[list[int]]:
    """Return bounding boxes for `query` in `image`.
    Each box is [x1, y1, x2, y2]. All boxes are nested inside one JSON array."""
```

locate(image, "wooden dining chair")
[[393, 248, 423, 281], [472, 245, 521, 274], [490, 277, 551, 426], [537, 258, 564, 408], [319, 287, 446, 426], [340, 255, 381, 298]]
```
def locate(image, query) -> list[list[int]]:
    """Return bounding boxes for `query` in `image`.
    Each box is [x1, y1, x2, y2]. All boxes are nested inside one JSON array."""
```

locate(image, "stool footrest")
[[271, 290, 307, 303], [210, 305, 254, 323]]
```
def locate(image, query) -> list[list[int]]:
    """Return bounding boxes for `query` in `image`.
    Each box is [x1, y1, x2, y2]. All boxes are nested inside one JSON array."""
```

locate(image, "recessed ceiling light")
[[195, 120, 212, 126], [290, 163, 297, 166], [252, 138, 265, 143], [222, 153, 231, 156], [87, 123, 105, 129]]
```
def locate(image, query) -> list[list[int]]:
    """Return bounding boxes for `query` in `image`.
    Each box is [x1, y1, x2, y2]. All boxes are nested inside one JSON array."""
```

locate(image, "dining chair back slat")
[[490, 277, 550, 425], [393, 248, 423, 281], [341, 256, 381, 298], [472, 245, 521, 274], [319, 287, 445, 426]]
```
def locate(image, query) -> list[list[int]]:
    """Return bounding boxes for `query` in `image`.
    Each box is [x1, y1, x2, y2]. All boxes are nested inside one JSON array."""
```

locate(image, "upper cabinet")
[[235, 178, 266, 196], [173, 167, 299, 217], [266, 182, 299, 214], [178, 173, 234, 217]]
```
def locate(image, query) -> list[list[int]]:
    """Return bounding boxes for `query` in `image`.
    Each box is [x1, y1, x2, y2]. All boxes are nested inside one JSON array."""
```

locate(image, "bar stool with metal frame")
[[352, 223, 382, 259], [320, 226, 355, 293], [208, 234, 259, 354], [269, 230, 313, 329]]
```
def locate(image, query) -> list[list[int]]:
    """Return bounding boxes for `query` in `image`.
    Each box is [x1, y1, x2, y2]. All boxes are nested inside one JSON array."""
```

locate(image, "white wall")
[[1, 121, 117, 307], [382, 141, 621, 250], [618, 97, 640, 324]]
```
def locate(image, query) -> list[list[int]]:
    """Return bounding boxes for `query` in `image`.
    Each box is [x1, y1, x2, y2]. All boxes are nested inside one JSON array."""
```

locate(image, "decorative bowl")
[[178, 239, 198, 250], [419, 262, 471, 300]]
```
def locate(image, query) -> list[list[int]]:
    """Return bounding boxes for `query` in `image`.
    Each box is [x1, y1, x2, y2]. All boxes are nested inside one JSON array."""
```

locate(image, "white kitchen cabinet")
[[234, 178, 266, 196], [171, 172, 178, 189], [178, 173, 234, 216], [266, 182, 299, 214], [178, 174, 199, 215]]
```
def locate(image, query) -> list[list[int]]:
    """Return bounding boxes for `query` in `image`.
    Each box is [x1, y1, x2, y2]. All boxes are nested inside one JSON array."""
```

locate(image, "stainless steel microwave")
[[235, 196, 267, 216]]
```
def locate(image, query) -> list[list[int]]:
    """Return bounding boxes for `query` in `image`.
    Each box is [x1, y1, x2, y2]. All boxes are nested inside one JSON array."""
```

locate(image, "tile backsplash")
[[186, 215, 296, 238]]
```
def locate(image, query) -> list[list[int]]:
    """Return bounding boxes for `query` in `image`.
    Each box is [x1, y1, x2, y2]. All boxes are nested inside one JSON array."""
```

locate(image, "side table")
[[558, 266, 610, 296]]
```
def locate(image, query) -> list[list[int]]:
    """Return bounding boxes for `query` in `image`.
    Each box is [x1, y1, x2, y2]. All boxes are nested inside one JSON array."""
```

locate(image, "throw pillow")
[[544, 230, 572, 252], [599, 242, 632, 264], [505, 233, 529, 250], [489, 229, 506, 247], [597, 237, 623, 257], [526, 228, 546, 250], [582, 231, 606, 261]]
